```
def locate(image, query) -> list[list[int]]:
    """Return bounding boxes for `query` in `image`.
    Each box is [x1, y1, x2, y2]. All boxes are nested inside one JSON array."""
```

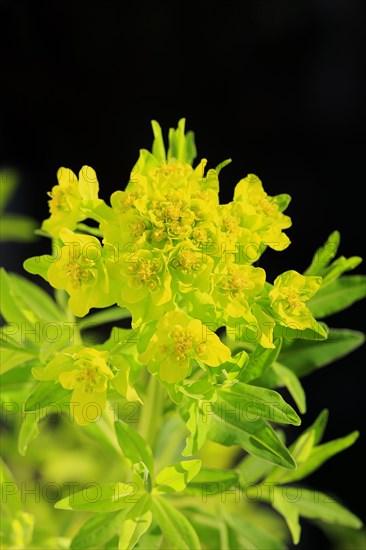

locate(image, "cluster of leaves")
[[1, 120, 365, 549]]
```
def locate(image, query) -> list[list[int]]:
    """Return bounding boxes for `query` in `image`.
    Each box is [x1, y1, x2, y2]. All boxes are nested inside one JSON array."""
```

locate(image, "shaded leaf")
[[152, 495, 200, 550], [115, 421, 154, 477], [55, 483, 141, 513], [308, 276, 366, 318], [279, 329, 365, 377]]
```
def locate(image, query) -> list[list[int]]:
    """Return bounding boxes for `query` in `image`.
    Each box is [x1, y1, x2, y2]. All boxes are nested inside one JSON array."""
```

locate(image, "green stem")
[[138, 373, 165, 450]]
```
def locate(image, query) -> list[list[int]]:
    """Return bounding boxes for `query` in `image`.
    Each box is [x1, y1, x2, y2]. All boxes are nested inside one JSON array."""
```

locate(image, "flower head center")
[[130, 220, 146, 237], [119, 193, 138, 213], [171, 248, 201, 274], [130, 258, 161, 290], [259, 197, 276, 216], [173, 327, 194, 360], [223, 215, 239, 233], [48, 186, 73, 214], [192, 226, 209, 244], [150, 228, 167, 242], [65, 256, 95, 289], [286, 290, 302, 311]]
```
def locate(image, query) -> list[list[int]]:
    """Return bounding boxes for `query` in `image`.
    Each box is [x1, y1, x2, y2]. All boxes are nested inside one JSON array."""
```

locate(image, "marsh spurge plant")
[[1, 120, 365, 549]]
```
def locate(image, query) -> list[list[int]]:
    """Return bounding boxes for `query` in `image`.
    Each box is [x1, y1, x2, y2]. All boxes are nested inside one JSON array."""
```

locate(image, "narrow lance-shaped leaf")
[[70, 510, 128, 550], [271, 363, 306, 414], [55, 482, 141, 513], [219, 383, 301, 426], [152, 495, 201, 550], [1, 216, 37, 242], [184, 468, 239, 497], [304, 231, 340, 276], [114, 420, 154, 477], [18, 414, 40, 456], [308, 276, 366, 318], [293, 488, 362, 528], [118, 494, 152, 550], [267, 431, 359, 484], [0, 458, 23, 517], [182, 400, 209, 457], [25, 381, 70, 413], [279, 329, 365, 377], [207, 394, 296, 469], [0, 347, 36, 375], [322, 256, 362, 285], [271, 487, 302, 544], [270, 486, 362, 544], [151, 120, 166, 162], [9, 272, 65, 322], [223, 511, 286, 550], [239, 339, 282, 383], [154, 460, 201, 493]]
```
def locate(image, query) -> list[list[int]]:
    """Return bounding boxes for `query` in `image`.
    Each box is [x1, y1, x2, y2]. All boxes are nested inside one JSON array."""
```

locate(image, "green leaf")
[[189, 467, 239, 486], [272, 486, 362, 542], [207, 394, 296, 469], [0, 269, 64, 351], [322, 256, 362, 285], [304, 231, 340, 276], [274, 193, 291, 213], [0, 347, 35, 375], [154, 460, 201, 493], [9, 273, 64, 322], [223, 512, 285, 550], [0, 363, 34, 394], [0, 170, 18, 211], [267, 431, 359, 484], [308, 275, 366, 318], [115, 420, 154, 477], [70, 511, 128, 549], [263, 410, 328, 484], [18, 414, 39, 456], [219, 383, 301, 426], [0, 458, 23, 517], [0, 268, 33, 326], [239, 339, 282, 383], [151, 120, 166, 162], [237, 452, 276, 485], [274, 321, 328, 342], [0, 215, 37, 242], [271, 487, 301, 544], [118, 494, 152, 550], [55, 483, 141, 512], [25, 381, 70, 413], [152, 495, 200, 549], [181, 400, 209, 457], [184, 468, 239, 497], [271, 363, 306, 413], [304, 409, 329, 446], [279, 329, 365, 377]]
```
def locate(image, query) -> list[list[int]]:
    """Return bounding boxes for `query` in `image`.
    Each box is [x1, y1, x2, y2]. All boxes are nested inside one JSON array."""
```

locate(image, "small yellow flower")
[[42, 166, 102, 237], [33, 347, 114, 425], [139, 311, 231, 383], [269, 270, 322, 329], [233, 174, 292, 252], [47, 228, 114, 317]]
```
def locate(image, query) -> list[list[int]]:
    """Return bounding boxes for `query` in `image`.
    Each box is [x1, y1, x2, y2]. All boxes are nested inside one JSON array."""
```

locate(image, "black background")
[[1, 1, 365, 548]]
